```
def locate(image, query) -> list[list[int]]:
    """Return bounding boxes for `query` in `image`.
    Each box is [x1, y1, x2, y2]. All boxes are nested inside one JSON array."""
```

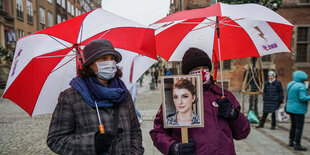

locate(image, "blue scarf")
[[70, 76, 127, 108]]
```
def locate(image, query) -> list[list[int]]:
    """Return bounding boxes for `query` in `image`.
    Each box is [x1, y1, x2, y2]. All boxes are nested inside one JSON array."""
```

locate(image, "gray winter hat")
[[82, 39, 122, 67]]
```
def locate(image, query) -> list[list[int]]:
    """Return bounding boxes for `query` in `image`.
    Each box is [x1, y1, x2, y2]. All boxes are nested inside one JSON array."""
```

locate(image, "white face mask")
[[96, 60, 117, 80], [189, 69, 210, 84]]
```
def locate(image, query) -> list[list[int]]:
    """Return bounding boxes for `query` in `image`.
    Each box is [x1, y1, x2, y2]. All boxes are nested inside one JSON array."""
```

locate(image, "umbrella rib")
[[48, 35, 72, 49], [98, 29, 110, 39], [36, 54, 76, 59], [51, 56, 76, 73], [78, 22, 84, 45]]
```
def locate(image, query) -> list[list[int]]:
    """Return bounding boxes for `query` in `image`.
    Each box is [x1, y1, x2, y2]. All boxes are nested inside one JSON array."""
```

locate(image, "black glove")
[[95, 131, 114, 154], [216, 97, 239, 121], [169, 139, 195, 155]]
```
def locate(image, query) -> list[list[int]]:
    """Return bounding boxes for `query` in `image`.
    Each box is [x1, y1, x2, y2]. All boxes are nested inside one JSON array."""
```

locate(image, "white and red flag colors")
[[2, 9, 157, 116], [150, 2, 293, 94], [2, 3, 294, 116]]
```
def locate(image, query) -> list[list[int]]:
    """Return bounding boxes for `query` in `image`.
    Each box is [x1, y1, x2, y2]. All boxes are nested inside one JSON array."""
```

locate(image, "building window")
[[40, 7, 45, 24], [62, 0, 66, 9], [72, 4, 75, 16], [67, 2, 70, 13], [57, 0, 61, 4], [16, 0, 23, 20], [296, 26, 310, 63], [17, 29, 24, 39], [216, 81, 229, 90], [47, 0, 52, 3], [298, 0, 310, 4], [26, 0, 33, 24], [57, 14, 61, 24], [216, 60, 231, 70], [48, 12, 53, 27], [75, 8, 78, 16], [0, 0, 4, 10], [261, 55, 271, 62], [223, 60, 231, 70]]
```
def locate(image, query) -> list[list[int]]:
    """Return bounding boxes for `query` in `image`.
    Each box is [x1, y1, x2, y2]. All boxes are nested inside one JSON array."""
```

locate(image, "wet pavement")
[[1, 73, 310, 154]]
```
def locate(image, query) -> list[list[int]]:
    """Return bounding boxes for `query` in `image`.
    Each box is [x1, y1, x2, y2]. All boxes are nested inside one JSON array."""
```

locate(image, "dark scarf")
[[70, 76, 127, 108]]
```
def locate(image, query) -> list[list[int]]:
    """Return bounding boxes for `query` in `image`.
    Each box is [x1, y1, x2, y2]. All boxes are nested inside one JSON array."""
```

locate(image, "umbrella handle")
[[99, 124, 105, 134]]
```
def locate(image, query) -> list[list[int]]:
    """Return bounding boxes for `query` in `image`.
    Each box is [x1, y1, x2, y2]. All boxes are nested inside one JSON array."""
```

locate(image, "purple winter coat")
[[150, 80, 250, 155]]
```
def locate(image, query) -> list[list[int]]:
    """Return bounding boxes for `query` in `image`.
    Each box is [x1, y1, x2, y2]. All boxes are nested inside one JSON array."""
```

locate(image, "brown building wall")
[[0, 0, 14, 48], [13, 0, 37, 38], [37, 0, 55, 31], [276, 6, 310, 89]]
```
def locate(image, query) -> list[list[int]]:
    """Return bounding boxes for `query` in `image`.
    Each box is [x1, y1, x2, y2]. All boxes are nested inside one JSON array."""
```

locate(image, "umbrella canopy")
[[2, 8, 157, 116], [150, 2, 294, 62]]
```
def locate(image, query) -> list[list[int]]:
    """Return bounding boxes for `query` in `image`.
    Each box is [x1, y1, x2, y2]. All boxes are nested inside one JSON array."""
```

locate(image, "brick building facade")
[[0, 0, 101, 87]]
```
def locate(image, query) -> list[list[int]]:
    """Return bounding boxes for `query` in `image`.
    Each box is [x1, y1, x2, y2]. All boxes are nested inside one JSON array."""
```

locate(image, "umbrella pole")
[[95, 101, 105, 134], [216, 17, 225, 96]]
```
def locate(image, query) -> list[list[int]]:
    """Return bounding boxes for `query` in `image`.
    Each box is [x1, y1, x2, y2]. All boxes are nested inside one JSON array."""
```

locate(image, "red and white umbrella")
[[2, 8, 157, 116], [150, 2, 293, 94]]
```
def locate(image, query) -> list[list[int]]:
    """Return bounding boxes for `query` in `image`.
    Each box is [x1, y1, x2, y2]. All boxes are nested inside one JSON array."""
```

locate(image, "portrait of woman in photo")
[[166, 79, 200, 126]]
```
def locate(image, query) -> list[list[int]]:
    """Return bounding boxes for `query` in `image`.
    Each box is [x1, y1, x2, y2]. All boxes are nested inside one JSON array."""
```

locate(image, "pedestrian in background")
[[257, 71, 284, 129], [150, 47, 250, 155], [47, 39, 144, 155], [286, 70, 310, 151], [154, 68, 159, 87]]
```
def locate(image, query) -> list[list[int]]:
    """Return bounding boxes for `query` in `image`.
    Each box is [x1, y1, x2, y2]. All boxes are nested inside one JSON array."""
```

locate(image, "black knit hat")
[[82, 39, 122, 67], [182, 47, 212, 74]]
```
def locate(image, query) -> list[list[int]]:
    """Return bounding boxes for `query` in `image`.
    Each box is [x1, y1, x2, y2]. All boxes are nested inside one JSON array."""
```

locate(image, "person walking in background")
[[47, 39, 144, 155], [257, 71, 284, 129], [150, 47, 250, 155], [138, 75, 143, 87], [154, 68, 159, 87], [286, 70, 310, 151]]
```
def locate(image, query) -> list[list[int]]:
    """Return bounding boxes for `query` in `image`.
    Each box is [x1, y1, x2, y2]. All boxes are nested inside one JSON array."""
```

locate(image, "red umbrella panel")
[[2, 8, 157, 116]]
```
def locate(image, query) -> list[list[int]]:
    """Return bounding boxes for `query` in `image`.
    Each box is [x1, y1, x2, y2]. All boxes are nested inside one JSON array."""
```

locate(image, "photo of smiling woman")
[[163, 76, 203, 127]]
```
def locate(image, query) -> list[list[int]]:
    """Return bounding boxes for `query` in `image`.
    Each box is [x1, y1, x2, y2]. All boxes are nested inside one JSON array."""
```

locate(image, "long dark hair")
[[77, 65, 123, 79]]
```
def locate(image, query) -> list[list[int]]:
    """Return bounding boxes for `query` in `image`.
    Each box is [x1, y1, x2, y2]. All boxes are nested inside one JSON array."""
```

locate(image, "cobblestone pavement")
[[1, 73, 310, 154]]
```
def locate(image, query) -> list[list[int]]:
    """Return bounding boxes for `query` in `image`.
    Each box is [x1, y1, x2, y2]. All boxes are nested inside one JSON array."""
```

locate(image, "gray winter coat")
[[47, 87, 144, 155]]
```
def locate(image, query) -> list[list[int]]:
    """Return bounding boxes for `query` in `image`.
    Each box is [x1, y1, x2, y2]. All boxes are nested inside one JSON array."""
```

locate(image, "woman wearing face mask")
[[166, 79, 200, 126], [47, 39, 144, 155], [256, 71, 284, 130], [150, 47, 250, 155]]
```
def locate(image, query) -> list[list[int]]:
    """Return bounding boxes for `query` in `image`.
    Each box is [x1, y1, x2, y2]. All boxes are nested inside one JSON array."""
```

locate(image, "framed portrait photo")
[[161, 74, 204, 128]]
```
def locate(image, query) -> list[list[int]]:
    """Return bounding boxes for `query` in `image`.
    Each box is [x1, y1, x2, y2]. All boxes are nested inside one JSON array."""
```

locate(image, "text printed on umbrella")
[[11, 48, 23, 77], [262, 43, 278, 51]]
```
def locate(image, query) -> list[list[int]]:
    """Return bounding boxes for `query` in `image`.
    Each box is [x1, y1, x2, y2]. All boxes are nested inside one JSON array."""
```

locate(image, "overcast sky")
[[101, 0, 170, 26]]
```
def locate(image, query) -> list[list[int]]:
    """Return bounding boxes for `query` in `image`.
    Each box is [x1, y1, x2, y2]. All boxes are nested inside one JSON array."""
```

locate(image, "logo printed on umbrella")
[[254, 26, 267, 42], [11, 48, 23, 77], [262, 43, 278, 51]]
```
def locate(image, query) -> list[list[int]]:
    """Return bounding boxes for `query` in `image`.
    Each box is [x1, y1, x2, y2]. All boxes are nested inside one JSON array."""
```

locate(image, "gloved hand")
[[169, 139, 195, 155], [95, 131, 114, 154], [216, 97, 239, 121]]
